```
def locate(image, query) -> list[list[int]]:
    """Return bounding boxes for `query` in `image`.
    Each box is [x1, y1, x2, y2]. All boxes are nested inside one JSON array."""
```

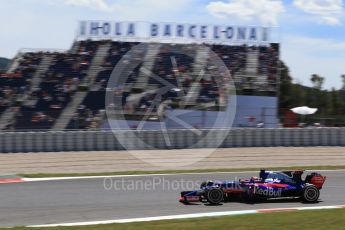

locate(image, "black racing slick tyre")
[[302, 185, 320, 203], [206, 188, 224, 205]]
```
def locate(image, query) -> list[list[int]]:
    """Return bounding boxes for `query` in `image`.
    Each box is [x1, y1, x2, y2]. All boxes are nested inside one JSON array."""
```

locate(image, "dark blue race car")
[[179, 170, 326, 205]]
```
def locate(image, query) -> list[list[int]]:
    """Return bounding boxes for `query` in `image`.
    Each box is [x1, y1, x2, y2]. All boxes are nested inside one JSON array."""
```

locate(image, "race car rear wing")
[[305, 172, 326, 189]]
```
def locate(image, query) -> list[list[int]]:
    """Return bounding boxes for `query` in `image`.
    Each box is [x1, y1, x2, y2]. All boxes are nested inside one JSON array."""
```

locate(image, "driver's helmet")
[[260, 170, 269, 180]]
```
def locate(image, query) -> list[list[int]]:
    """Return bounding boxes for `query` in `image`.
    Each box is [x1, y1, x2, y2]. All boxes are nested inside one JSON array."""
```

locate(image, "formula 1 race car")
[[179, 170, 326, 205]]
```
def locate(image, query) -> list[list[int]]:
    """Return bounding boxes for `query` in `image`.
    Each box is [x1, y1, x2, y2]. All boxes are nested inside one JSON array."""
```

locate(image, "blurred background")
[[1, 0, 344, 132]]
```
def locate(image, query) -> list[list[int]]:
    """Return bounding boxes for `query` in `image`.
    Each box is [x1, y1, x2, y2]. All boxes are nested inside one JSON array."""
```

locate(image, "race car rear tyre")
[[206, 188, 224, 205], [302, 185, 319, 203]]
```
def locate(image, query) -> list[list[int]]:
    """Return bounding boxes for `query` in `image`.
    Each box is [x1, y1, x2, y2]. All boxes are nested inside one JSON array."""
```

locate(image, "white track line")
[[22, 169, 345, 182], [28, 204, 345, 227], [22, 171, 258, 182]]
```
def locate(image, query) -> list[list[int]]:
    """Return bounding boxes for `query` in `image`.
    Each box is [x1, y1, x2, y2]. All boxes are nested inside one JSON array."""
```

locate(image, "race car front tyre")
[[302, 185, 320, 203], [206, 188, 224, 205]]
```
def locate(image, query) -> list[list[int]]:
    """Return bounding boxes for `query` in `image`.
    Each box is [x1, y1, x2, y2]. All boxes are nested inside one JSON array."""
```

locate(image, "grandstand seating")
[[2, 40, 279, 130], [0, 52, 43, 116], [12, 41, 100, 129], [67, 91, 105, 129]]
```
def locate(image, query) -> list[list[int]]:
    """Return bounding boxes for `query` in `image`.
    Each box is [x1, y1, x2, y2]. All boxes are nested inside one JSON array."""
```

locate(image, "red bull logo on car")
[[255, 187, 282, 197]]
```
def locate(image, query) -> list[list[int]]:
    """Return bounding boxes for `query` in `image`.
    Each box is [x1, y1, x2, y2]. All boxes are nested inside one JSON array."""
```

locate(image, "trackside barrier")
[[0, 128, 344, 153]]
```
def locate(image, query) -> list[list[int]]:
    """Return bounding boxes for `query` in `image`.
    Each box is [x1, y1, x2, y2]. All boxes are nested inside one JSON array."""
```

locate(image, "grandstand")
[[0, 24, 279, 130]]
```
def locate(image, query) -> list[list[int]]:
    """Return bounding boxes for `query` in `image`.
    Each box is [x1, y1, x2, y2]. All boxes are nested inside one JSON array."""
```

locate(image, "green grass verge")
[[19, 165, 345, 178], [5, 209, 345, 230]]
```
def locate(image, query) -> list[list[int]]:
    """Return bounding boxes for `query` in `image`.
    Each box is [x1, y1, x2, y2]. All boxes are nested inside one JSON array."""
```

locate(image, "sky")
[[0, 0, 344, 89]]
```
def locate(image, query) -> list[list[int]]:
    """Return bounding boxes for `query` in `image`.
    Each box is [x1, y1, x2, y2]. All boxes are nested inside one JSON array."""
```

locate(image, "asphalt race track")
[[1, 171, 345, 227]]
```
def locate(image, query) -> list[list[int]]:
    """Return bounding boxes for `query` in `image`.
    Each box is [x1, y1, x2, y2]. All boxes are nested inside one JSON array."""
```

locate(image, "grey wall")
[[0, 128, 344, 153], [104, 96, 278, 130], [233, 96, 277, 128]]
